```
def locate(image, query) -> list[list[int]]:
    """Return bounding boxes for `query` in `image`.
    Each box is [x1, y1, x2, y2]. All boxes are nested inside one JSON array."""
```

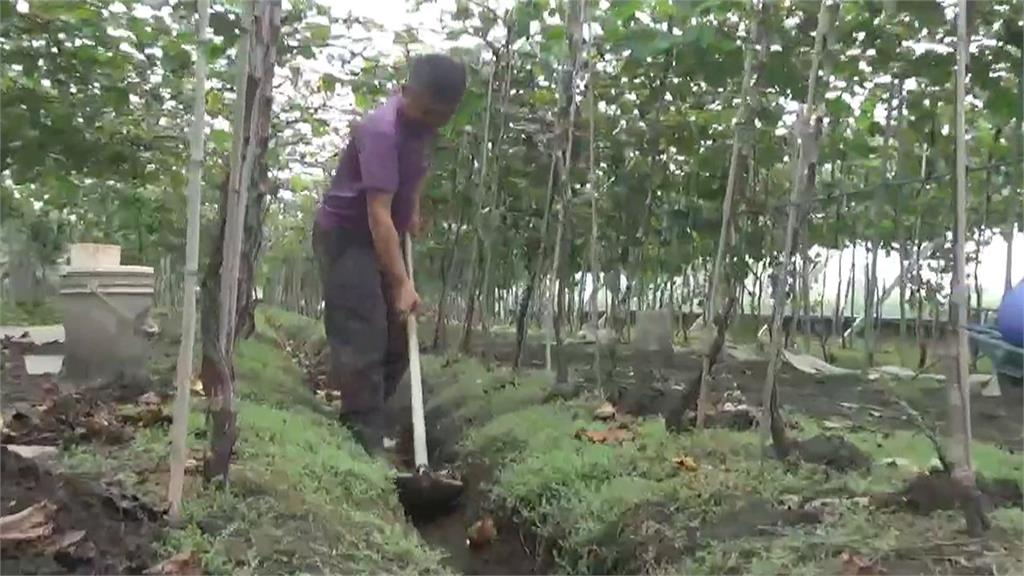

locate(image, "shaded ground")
[[1, 446, 160, 575], [1, 323, 175, 574]]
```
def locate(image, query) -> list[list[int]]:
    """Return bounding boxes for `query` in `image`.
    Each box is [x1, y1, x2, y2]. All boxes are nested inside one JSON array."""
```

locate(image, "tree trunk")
[[479, 47, 516, 335], [432, 216, 462, 351], [433, 133, 469, 349], [459, 253, 482, 354], [546, 201, 567, 371], [864, 240, 879, 366], [545, 0, 585, 373], [833, 247, 844, 338], [761, 0, 834, 457], [587, 55, 602, 386], [459, 65, 497, 352], [798, 254, 812, 352], [200, 0, 280, 485], [695, 0, 767, 426], [754, 262, 763, 316], [1006, 224, 1016, 296], [898, 232, 907, 345], [916, 236, 927, 367], [948, 0, 988, 535], [514, 157, 558, 369], [973, 146, 995, 324], [168, 0, 209, 521]]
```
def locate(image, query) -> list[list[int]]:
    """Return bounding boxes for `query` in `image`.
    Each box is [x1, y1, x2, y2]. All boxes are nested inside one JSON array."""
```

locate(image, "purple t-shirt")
[[316, 94, 434, 235]]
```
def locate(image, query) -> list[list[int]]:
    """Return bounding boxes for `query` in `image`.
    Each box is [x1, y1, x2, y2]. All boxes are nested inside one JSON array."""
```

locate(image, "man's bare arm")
[[367, 191, 408, 287]]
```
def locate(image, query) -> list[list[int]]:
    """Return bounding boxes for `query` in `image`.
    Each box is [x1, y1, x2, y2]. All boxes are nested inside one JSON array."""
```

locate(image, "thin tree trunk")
[[761, 0, 834, 456], [547, 201, 567, 371], [864, 240, 879, 366], [1006, 224, 1016, 295], [973, 144, 996, 324], [168, 0, 209, 521], [916, 226, 927, 367], [200, 0, 280, 484], [546, 0, 585, 372], [833, 246, 844, 338], [949, 0, 988, 535], [480, 44, 515, 335], [695, 0, 767, 426], [433, 134, 468, 350], [754, 262, 763, 317], [587, 53, 602, 387], [818, 252, 829, 322], [798, 254, 812, 352], [914, 146, 929, 364], [202, 0, 254, 484], [433, 215, 463, 351], [514, 156, 558, 369], [459, 67, 497, 353], [898, 231, 907, 345]]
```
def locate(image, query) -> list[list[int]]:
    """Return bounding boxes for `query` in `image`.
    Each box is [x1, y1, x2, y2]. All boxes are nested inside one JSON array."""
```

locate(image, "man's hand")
[[393, 280, 421, 318]]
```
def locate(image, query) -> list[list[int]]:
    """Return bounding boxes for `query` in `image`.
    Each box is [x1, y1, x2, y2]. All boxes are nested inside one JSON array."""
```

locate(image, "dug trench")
[[274, 322, 547, 574], [264, 310, 1024, 574]]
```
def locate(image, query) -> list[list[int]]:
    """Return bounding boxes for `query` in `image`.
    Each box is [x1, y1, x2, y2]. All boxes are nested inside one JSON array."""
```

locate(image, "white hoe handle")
[[404, 235, 429, 470]]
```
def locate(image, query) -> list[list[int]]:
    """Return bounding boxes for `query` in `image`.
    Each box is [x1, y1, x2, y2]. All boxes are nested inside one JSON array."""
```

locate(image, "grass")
[[0, 298, 61, 325], [791, 414, 1024, 493], [421, 353, 1024, 575], [62, 307, 446, 575]]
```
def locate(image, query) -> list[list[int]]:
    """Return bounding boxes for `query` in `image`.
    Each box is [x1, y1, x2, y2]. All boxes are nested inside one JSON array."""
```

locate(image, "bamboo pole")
[[168, 0, 209, 522]]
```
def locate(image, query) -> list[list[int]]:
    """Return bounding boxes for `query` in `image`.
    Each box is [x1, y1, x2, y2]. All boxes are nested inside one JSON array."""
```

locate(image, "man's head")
[[401, 53, 467, 129]]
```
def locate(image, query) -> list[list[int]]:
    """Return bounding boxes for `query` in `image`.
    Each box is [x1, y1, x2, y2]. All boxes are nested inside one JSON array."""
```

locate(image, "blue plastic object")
[[998, 280, 1024, 347]]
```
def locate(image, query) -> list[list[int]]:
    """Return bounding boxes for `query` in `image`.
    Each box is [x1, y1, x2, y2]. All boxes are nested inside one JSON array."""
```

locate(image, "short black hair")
[[407, 54, 467, 105]]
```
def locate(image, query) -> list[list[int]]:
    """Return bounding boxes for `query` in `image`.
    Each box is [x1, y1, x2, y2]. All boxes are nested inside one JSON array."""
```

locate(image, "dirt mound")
[[0, 447, 161, 574], [794, 434, 871, 472], [881, 469, 1024, 514]]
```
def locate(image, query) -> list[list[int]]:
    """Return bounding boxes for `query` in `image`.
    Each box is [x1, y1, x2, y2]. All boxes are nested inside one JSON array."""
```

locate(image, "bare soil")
[[1, 332, 175, 574], [1, 447, 160, 574]]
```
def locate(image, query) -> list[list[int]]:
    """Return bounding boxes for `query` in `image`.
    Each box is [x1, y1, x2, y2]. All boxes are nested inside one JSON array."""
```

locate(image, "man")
[[313, 54, 467, 454]]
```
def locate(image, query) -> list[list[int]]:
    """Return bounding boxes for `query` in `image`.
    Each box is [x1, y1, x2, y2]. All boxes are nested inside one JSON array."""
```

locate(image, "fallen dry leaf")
[[145, 551, 202, 575], [47, 529, 86, 553], [138, 392, 162, 407], [673, 454, 698, 472], [840, 551, 885, 575], [0, 500, 57, 543], [5, 444, 58, 461], [467, 516, 497, 549], [576, 426, 635, 445], [593, 401, 616, 421]]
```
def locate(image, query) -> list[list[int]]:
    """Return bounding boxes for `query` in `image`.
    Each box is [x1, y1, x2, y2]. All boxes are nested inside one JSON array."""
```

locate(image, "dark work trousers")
[[312, 221, 408, 418]]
